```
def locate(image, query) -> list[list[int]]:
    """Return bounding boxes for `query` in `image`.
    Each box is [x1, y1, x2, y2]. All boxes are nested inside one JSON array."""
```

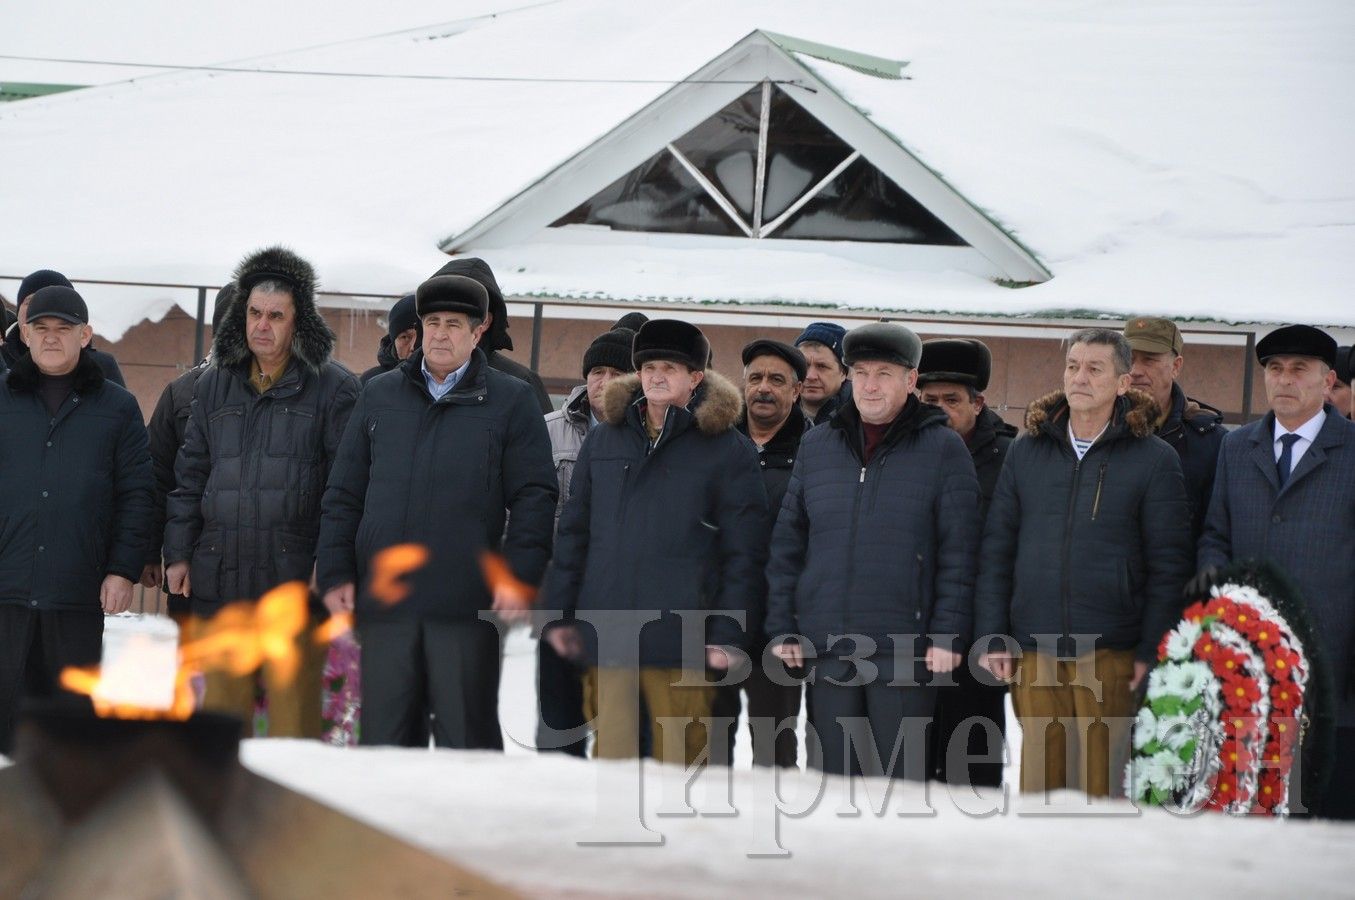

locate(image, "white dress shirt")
[[1273, 408, 1326, 477]]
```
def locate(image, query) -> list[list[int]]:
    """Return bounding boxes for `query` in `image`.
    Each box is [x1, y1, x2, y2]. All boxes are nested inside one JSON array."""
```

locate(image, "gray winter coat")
[[544, 384, 590, 529]]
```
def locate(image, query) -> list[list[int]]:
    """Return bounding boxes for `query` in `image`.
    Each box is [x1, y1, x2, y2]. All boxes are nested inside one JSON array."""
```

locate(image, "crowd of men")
[[0, 250, 1351, 820]]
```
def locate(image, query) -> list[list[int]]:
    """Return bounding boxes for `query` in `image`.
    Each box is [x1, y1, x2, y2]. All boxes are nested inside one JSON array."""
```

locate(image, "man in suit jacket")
[[1198, 324, 1355, 820]]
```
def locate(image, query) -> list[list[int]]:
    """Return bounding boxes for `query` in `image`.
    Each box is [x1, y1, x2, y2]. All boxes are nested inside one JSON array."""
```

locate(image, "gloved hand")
[[1183, 565, 1220, 600]]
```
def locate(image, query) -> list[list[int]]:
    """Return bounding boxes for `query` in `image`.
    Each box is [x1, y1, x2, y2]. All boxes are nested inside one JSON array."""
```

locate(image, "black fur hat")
[[842, 322, 922, 369], [433, 257, 511, 351], [233, 245, 316, 311], [416, 274, 489, 320], [917, 338, 992, 391], [633, 319, 710, 371]]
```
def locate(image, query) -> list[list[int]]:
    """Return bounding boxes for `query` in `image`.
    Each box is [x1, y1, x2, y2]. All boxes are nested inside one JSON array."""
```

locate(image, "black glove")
[[1183, 565, 1220, 600]]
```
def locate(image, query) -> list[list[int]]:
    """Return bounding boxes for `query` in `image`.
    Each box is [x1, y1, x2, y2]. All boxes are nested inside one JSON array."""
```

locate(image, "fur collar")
[[601, 370, 743, 435], [5, 348, 105, 395], [1025, 388, 1159, 439]]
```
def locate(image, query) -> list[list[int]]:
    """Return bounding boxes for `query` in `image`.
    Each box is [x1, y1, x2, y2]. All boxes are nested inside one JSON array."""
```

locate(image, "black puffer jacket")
[[541, 371, 769, 667], [316, 348, 558, 619], [360, 335, 400, 385], [764, 395, 981, 656], [1156, 382, 1224, 542], [0, 351, 153, 610], [974, 390, 1193, 662], [163, 255, 360, 614], [969, 406, 1018, 522], [146, 361, 207, 564]]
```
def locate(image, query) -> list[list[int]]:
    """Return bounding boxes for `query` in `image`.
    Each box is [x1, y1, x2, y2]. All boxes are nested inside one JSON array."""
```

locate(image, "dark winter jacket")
[[974, 390, 1193, 663], [1198, 406, 1355, 725], [1156, 383, 1224, 542], [147, 360, 207, 562], [765, 395, 980, 659], [544, 384, 590, 528], [541, 371, 769, 668], [316, 348, 557, 620], [738, 404, 808, 521], [0, 351, 153, 610], [809, 380, 852, 427], [488, 350, 552, 414], [163, 274, 360, 615], [2, 324, 126, 387], [360, 334, 400, 384], [968, 406, 1018, 522]]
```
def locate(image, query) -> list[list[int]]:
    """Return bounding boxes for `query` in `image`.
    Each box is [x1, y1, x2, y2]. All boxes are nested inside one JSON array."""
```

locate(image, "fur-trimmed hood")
[[600, 370, 743, 435], [213, 246, 335, 373], [1025, 388, 1159, 439]]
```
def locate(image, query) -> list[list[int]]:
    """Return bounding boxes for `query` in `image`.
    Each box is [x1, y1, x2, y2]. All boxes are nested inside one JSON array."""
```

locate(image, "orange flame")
[[479, 551, 537, 604], [60, 665, 198, 721], [313, 610, 354, 645], [369, 543, 430, 605]]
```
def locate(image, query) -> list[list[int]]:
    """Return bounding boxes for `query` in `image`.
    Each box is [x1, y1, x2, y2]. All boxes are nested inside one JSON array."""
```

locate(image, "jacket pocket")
[[274, 531, 317, 584], [191, 531, 223, 602], [267, 405, 318, 459], [208, 406, 245, 459]]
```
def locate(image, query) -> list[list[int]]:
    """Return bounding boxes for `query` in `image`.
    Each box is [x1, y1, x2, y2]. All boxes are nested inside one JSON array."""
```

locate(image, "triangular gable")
[[441, 30, 1051, 284]]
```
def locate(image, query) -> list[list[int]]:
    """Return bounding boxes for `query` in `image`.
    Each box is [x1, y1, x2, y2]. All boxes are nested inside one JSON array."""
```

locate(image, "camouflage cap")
[[1123, 317, 1182, 355]]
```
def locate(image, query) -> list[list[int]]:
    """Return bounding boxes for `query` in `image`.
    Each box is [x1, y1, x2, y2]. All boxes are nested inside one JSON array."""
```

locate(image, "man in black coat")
[[431, 258, 552, 413], [917, 338, 1015, 788], [360, 293, 420, 385], [0, 286, 153, 753], [711, 339, 808, 767], [317, 274, 557, 750], [794, 321, 851, 426], [1, 270, 127, 387], [541, 319, 768, 766], [976, 328, 1192, 797], [164, 247, 359, 738], [143, 284, 237, 616], [767, 323, 981, 780], [1124, 317, 1224, 542], [1197, 324, 1355, 819]]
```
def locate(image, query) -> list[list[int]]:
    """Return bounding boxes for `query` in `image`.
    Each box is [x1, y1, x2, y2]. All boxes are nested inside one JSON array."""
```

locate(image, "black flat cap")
[[842, 322, 922, 369], [633, 319, 710, 370], [917, 338, 992, 391], [1334, 346, 1354, 385], [26, 285, 89, 325], [741, 339, 807, 382], [1255, 324, 1337, 369], [416, 274, 489, 320]]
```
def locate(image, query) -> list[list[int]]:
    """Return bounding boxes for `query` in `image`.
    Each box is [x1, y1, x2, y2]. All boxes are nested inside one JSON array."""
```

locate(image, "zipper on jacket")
[[859, 466, 866, 483], [1059, 457, 1082, 652], [1090, 462, 1107, 521]]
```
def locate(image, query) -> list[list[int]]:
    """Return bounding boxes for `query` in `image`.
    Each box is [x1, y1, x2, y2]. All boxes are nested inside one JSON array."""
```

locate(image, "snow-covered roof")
[[0, 0, 1351, 340]]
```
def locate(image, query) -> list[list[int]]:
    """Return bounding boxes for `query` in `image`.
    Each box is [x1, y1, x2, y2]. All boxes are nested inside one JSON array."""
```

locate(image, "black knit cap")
[[387, 293, 419, 338], [18, 269, 72, 303], [614, 312, 649, 332], [582, 328, 637, 378], [842, 322, 922, 369], [633, 319, 710, 370], [741, 339, 807, 382], [416, 274, 489, 320], [26, 285, 89, 325], [1255, 324, 1337, 369], [917, 338, 992, 391]]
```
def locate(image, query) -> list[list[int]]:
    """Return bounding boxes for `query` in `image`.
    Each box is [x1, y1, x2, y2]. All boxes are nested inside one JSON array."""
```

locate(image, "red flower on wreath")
[[1270, 682, 1299, 714], [1210, 649, 1245, 679], [1194, 634, 1218, 661], [1263, 645, 1301, 677], [1213, 771, 1240, 805], [1220, 602, 1259, 630], [1219, 740, 1253, 772], [1224, 713, 1259, 739], [1223, 675, 1262, 708], [1182, 601, 1207, 622], [1256, 772, 1285, 810], [1157, 633, 1172, 662], [1249, 622, 1284, 650], [1205, 598, 1231, 620]]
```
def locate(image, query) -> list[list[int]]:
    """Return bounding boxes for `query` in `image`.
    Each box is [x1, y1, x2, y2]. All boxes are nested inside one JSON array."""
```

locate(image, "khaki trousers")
[[190, 614, 325, 739], [583, 667, 715, 766], [1010, 649, 1136, 797]]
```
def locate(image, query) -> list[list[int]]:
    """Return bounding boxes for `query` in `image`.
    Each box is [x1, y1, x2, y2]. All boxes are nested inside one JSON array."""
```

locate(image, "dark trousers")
[[1316, 727, 1355, 820], [0, 606, 103, 755], [536, 636, 587, 757], [358, 617, 503, 750], [711, 659, 803, 767], [927, 661, 1006, 787], [809, 655, 936, 780]]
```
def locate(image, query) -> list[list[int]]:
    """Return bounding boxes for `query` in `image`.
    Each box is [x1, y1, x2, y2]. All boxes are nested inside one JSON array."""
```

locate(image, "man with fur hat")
[[540, 319, 768, 765], [917, 337, 1015, 788], [0, 286, 153, 753], [316, 273, 557, 750], [164, 247, 360, 738], [1123, 317, 1225, 541], [361, 293, 421, 385], [430, 257, 552, 413], [536, 324, 636, 756], [143, 284, 237, 615], [2, 269, 127, 386], [1198, 324, 1355, 818], [976, 328, 1192, 797], [766, 322, 980, 780]]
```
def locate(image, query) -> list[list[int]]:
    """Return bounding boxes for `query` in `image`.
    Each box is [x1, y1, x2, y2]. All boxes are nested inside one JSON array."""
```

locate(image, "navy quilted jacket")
[[764, 395, 981, 656]]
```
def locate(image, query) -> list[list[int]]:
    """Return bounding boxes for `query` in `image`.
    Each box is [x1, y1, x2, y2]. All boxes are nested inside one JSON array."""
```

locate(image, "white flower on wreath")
[[1165, 661, 1211, 699], [1156, 714, 1197, 752], [1141, 749, 1185, 792], [1134, 707, 1158, 751], [1164, 621, 1203, 662], [1145, 666, 1173, 700]]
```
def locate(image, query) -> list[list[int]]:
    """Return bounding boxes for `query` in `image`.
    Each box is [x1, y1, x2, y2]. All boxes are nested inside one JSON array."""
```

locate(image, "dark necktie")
[[1276, 433, 1301, 489]]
